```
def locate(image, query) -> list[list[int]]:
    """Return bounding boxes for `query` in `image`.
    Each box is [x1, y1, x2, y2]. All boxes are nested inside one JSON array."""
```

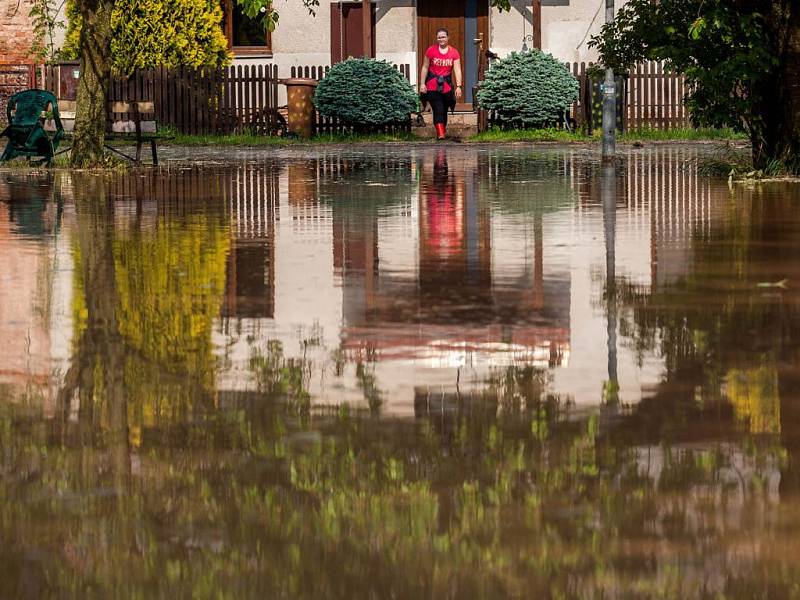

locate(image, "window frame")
[[223, 0, 273, 56]]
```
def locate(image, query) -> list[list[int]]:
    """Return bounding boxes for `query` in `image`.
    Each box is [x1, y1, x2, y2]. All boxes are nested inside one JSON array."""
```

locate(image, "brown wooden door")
[[417, 0, 488, 108], [331, 2, 376, 62]]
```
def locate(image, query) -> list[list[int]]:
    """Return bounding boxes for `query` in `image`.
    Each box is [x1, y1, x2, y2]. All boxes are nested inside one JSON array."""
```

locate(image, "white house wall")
[[491, 0, 614, 64], [241, 0, 622, 105]]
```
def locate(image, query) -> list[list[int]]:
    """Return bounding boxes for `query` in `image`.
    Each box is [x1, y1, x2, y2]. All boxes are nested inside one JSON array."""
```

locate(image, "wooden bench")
[[55, 100, 165, 165]]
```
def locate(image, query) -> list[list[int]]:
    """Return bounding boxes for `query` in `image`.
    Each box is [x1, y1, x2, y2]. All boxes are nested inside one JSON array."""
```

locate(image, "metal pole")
[[601, 162, 618, 407], [601, 0, 616, 161]]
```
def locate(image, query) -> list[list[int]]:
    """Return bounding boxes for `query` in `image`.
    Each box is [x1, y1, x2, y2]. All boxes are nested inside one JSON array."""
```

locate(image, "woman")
[[419, 28, 462, 140]]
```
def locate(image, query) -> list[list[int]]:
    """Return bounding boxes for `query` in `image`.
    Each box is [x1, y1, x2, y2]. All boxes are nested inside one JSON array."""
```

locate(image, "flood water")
[[2, 145, 800, 598]]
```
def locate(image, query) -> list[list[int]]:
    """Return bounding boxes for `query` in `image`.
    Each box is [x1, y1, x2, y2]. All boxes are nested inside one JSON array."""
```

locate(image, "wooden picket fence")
[[577, 61, 690, 130], [484, 61, 690, 132], [290, 63, 413, 135], [624, 61, 691, 129], [292, 60, 689, 132], [569, 61, 691, 130], [36, 59, 689, 136], [42, 64, 279, 135]]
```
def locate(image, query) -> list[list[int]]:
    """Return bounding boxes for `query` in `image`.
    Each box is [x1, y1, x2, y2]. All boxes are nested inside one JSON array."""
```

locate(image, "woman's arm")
[[453, 58, 463, 100], [419, 54, 430, 93]]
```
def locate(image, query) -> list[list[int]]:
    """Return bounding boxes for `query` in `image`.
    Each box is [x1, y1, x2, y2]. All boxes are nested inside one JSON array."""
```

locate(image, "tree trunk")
[[776, 4, 800, 171], [754, 1, 800, 171], [71, 0, 114, 167]]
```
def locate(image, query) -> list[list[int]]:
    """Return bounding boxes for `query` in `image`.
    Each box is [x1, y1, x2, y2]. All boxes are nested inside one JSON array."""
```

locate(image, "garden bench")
[[58, 100, 166, 165], [0, 89, 64, 165]]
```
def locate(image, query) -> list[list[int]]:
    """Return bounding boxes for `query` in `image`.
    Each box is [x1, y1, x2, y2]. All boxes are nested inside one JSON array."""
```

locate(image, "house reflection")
[[246, 147, 726, 414], [222, 166, 279, 320], [277, 150, 568, 420]]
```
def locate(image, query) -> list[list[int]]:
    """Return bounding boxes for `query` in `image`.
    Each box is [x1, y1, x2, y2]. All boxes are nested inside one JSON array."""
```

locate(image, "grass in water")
[[469, 126, 743, 143], [0, 154, 71, 169], [695, 145, 800, 180], [0, 149, 130, 171], [468, 127, 587, 143], [163, 129, 419, 146], [619, 127, 745, 141]]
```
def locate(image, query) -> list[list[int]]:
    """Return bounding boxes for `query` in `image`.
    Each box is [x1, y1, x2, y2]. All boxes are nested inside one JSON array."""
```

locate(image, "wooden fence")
[[42, 64, 279, 135], [36, 59, 688, 136], [290, 64, 412, 135], [624, 61, 690, 129], [567, 61, 690, 131]]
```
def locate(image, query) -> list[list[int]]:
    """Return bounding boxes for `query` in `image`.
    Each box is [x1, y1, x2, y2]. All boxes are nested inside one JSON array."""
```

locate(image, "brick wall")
[[0, 0, 38, 62], [0, 64, 37, 126], [0, 0, 39, 126]]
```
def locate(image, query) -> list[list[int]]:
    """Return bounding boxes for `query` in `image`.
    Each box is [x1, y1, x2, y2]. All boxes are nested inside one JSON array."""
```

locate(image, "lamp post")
[[601, 0, 616, 161]]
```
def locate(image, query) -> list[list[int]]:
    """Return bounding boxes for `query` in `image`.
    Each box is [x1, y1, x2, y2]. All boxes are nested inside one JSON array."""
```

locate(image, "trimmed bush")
[[314, 59, 417, 126], [477, 50, 579, 128]]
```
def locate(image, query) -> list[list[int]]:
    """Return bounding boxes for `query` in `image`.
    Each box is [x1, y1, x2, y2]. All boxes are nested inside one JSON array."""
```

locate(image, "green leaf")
[[688, 17, 706, 40]]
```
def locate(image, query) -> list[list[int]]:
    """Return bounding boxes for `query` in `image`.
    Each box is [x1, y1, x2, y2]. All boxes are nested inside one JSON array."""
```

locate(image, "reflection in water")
[[601, 162, 619, 404], [2, 147, 800, 597]]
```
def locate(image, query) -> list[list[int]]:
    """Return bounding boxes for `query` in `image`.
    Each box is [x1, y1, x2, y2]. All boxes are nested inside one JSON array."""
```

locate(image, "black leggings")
[[427, 91, 454, 126]]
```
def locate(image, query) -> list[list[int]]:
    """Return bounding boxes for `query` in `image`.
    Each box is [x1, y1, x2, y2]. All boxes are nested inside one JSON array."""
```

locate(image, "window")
[[222, 0, 272, 55]]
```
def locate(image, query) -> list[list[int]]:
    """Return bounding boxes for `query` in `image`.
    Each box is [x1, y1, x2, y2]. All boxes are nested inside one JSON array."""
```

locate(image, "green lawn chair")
[[0, 89, 64, 165]]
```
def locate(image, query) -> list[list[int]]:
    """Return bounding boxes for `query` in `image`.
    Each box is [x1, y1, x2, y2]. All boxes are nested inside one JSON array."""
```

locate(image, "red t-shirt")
[[425, 45, 460, 94]]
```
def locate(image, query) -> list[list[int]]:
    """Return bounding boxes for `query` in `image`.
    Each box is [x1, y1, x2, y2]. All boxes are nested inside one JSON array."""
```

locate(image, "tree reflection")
[[60, 173, 229, 447], [614, 183, 800, 496]]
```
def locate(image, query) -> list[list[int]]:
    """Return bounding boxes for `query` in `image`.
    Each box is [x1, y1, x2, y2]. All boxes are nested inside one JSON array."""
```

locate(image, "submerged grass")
[[467, 127, 587, 143], [468, 126, 744, 144], [0, 149, 129, 172], [0, 154, 72, 169], [142, 125, 746, 147], [162, 129, 420, 146], [619, 127, 745, 141], [695, 145, 800, 181]]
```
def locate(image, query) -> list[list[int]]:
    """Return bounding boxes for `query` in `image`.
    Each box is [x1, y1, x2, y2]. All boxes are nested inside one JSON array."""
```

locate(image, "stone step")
[[411, 110, 478, 139], [418, 110, 478, 126]]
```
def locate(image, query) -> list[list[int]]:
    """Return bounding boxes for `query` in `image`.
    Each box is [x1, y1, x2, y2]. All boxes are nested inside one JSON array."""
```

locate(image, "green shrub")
[[477, 50, 579, 128], [314, 59, 417, 126]]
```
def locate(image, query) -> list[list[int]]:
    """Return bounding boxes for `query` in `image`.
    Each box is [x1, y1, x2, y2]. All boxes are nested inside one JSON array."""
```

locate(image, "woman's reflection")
[[422, 149, 463, 260]]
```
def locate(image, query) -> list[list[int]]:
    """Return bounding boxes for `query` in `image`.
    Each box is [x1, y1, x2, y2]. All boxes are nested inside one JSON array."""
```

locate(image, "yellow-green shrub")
[[59, 0, 81, 61], [61, 0, 231, 73]]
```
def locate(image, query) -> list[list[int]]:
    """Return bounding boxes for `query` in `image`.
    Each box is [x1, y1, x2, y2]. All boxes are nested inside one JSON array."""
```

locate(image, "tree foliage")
[[476, 50, 579, 128], [59, 0, 82, 61], [62, 0, 323, 73], [28, 0, 65, 62], [314, 59, 418, 126], [111, 0, 230, 74], [589, 0, 800, 171], [237, 0, 319, 31], [62, 0, 229, 73]]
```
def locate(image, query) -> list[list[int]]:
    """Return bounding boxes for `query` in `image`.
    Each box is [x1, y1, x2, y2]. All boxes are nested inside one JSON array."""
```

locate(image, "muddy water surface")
[[1, 146, 800, 598]]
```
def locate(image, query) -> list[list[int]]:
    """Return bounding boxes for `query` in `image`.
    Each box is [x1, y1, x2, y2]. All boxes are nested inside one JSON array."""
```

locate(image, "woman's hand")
[[419, 83, 427, 94], [455, 86, 463, 100]]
